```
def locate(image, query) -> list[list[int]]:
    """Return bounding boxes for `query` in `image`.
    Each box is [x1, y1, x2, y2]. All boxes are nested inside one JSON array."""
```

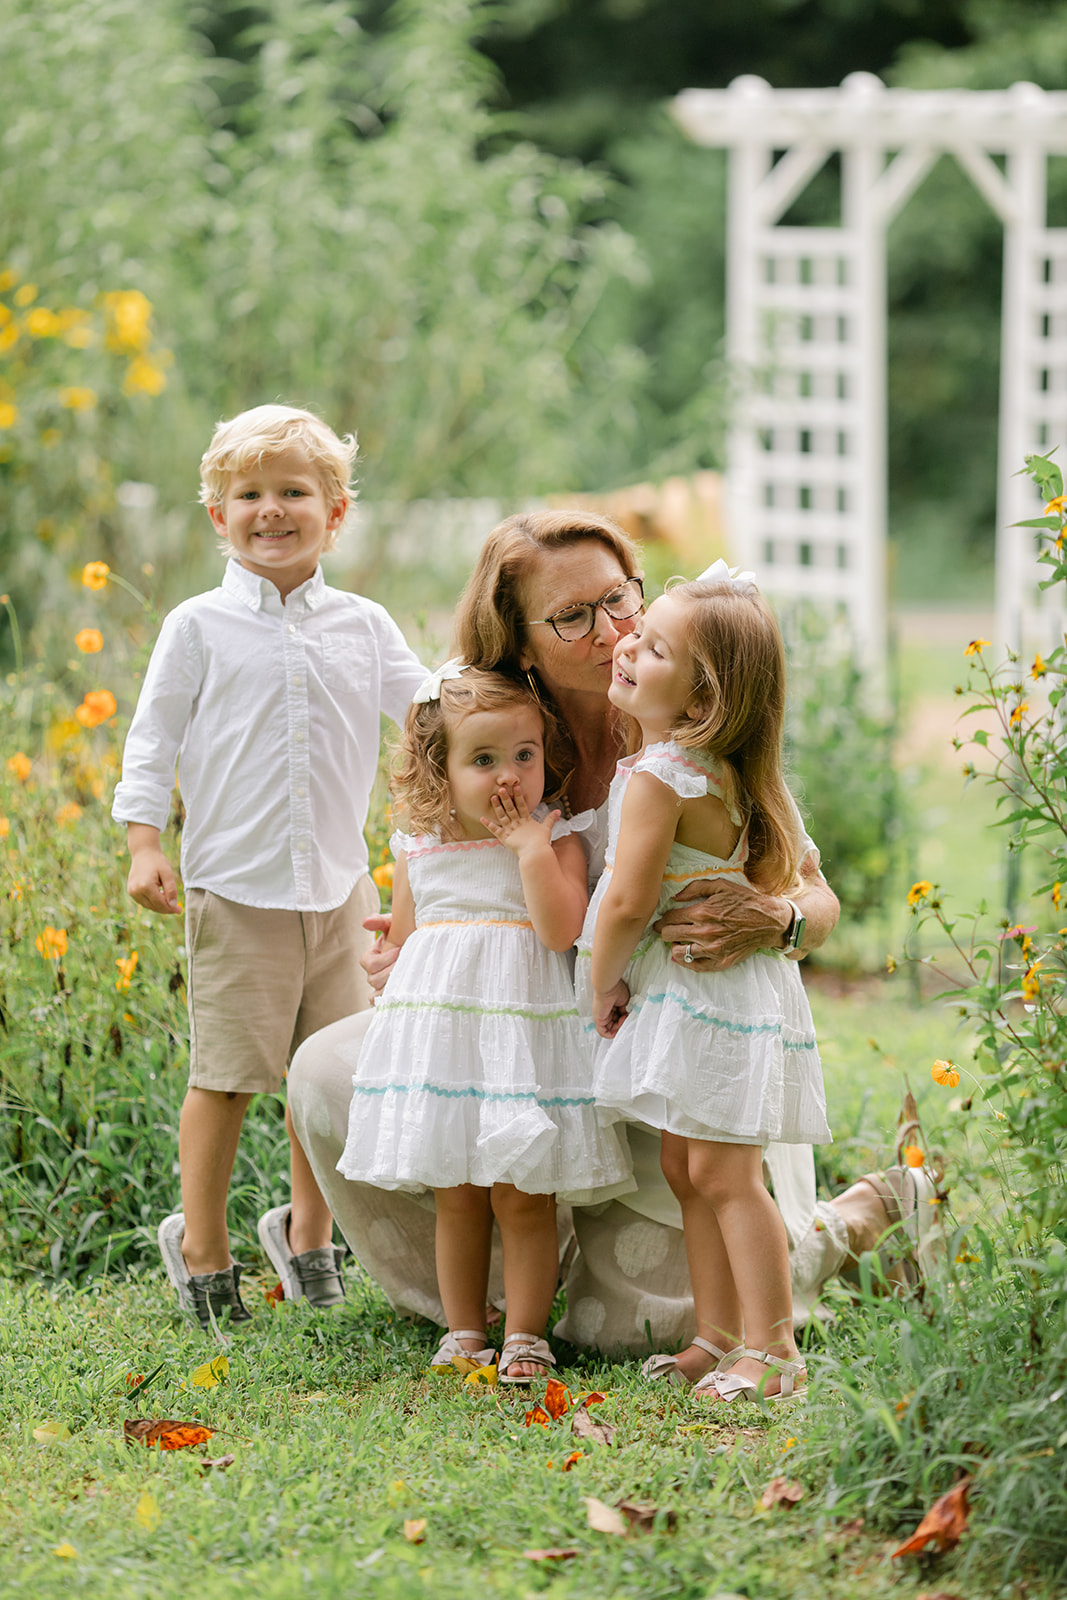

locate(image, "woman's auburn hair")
[[665, 577, 802, 895], [390, 669, 571, 840]]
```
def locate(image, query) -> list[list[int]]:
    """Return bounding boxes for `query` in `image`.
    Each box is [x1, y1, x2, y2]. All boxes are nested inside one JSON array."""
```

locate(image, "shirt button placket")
[[285, 607, 312, 901]]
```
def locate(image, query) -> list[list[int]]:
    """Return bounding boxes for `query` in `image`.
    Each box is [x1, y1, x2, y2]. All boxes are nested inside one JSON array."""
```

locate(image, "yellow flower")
[[103, 288, 152, 351], [81, 561, 110, 590], [0, 401, 18, 429], [74, 628, 103, 654], [903, 1145, 925, 1168], [13, 283, 37, 306], [36, 926, 68, 960], [115, 951, 139, 991], [1032, 653, 1047, 679], [372, 862, 394, 891], [1053, 883, 1062, 910], [964, 639, 992, 657], [6, 751, 32, 782], [906, 880, 933, 906], [25, 306, 59, 338], [59, 386, 97, 412], [1010, 702, 1028, 728], [75, 689, 117, 728], [9, 882, 24, 901], [955, 1251, 979, 1264], [0, 268, 18, 291], [123, 356, 166, 396], [932, 1060, 960, 1087], [1022, 962, 1042, 1002], [1045, 495, 1067, 514], [56, 801, 83, 827], [0, 816, 8, 838], [885, 954, 897, 973]]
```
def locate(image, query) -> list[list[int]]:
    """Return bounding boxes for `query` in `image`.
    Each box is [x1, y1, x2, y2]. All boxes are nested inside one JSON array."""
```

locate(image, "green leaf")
[[1022, 451, 1063, 499], [1012, 516, 1062, 530]]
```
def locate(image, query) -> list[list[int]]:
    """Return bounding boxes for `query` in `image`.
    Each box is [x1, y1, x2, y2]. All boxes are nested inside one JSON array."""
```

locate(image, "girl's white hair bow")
[[696, 557, 757, 589], [412, 657, 468, 704]]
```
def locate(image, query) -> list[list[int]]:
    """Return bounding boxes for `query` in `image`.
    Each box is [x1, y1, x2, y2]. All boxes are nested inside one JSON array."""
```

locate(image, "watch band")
[[782, 898, 806, 953]]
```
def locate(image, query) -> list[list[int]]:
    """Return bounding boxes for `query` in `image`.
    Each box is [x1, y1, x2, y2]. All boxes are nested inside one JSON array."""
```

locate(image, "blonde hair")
[[199, 404, 356, 551], [664, 577, 802, 894], [391, 668, 569, 840]]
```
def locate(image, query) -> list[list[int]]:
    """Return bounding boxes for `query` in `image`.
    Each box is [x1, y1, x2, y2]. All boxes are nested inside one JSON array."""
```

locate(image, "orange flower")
[[75, 689, 117, 728], [903, 1145, 924, 1168], [1010, 702, 1028, 728], [35, 926, 68, 960], [1031, 653, 1047, 679], [0, 816, 8, 839], [906, 880, 933, 907], [931, 1060, 960, 1088], [81, 561, 110, 590], [115, 951, 139, 991], [6, 751, 32, 782], [74, 628, 103, 654], [372, 862, 394, 891], [964, 638, 991, 657], [56, 801, 82, 827]]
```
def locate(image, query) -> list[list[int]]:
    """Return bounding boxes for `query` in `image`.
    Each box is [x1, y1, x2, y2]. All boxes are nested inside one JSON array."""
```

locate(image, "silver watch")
[[782, 898, 806, 953]]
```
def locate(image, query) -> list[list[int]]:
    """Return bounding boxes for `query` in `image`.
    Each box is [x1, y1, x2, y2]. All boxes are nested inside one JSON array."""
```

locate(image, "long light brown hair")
[[391, 669, 570, 841], [666, 578, 801, 893]]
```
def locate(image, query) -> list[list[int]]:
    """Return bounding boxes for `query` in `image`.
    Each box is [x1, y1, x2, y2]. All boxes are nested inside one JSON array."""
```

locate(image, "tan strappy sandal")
[[692, 1346, 806, 1406], [498, 1332, 556, 1386], [640, 1335, 729, 1388]]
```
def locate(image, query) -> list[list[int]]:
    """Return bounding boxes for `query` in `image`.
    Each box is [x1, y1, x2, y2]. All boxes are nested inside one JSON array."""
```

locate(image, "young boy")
[[112, 404, 426, 1329]]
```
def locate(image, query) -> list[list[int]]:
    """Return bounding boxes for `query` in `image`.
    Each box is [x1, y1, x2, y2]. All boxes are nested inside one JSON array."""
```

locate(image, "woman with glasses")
[[285, 510, 924, 1352]]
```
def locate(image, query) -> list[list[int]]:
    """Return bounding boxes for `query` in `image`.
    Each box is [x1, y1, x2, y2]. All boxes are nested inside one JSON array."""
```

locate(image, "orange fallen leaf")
[[522, 1548, 579, 1562], [761, 1476, 805, 1509], [617, 1498, 676, 1533], [264, 1282, 284, 1307], [124, 1419, 216, 1451], [125, 1373, 145, 1387], [891, 1479, 971, 1559], [543, 1378, 572, 1420], [524, 1404, 552, 1428], [560, 1450, 583, 1472], [403, 1519, 427, 1544]]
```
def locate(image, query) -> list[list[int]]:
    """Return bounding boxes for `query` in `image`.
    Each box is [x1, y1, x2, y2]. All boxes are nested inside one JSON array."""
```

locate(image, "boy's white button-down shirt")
[[112, 560, 426, 910]]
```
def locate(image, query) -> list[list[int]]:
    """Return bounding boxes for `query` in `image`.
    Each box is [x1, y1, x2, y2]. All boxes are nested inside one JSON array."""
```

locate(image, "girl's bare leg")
[[686, 1138, 802, 1396], [491, 1184, 558, 1378], [660, 1130, 743, 1383], [178, 1087, 253, 1274], [434, 1186, 494, 1350]]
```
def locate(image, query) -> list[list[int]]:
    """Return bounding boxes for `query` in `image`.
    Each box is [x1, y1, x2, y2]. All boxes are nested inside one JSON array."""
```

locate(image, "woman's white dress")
[[576, 742, 830, 1147], [337, 809, 634, 1203]]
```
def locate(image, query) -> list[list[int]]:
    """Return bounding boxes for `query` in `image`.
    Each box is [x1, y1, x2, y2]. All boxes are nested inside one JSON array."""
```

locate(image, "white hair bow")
[[412, 657, 468, 704], [696, 557, 757, 589]]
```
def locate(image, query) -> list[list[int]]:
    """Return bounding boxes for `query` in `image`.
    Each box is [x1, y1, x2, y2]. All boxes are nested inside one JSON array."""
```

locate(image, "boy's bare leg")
[[178, 1087, 252, 1274], [285, 1099, 334, 1256], [492, 1184, 559, 1378], [435, 1186, 494, 1345]]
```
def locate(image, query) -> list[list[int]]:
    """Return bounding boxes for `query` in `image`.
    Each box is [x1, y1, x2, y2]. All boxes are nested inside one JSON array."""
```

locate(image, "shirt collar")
[[221, 559, 325, 614]]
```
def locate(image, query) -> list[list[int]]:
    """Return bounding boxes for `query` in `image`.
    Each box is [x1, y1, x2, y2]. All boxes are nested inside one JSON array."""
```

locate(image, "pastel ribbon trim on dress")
[[413, 657, 468, 704]]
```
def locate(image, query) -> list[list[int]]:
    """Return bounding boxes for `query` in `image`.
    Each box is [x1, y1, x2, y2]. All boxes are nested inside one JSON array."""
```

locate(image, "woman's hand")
[[593, 980, 631, 1039], [655, 868, 839, 970], [362, 914, 399, 995]]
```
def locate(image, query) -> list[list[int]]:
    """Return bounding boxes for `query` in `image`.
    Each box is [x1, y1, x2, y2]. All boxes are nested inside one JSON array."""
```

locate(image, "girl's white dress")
[[337, 809, 634, 1203], [576, 742, 830, 1147]]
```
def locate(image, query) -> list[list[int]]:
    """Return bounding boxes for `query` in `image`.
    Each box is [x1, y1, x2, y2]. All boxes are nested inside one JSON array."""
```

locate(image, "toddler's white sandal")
[[430, 1329, 496, 1370], [692, 1346, 806, 1406], [498, 1332, 556, 1386], [640, 1335, 728, 1389]]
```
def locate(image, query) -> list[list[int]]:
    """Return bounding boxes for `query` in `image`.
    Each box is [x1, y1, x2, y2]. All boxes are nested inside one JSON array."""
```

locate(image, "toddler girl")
[[337, 664, 632, 1382], [577, 562, 830, 1404]]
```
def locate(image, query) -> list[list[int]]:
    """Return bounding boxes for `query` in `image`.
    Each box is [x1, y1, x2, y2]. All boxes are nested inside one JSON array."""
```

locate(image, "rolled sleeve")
[[111, 610, 202, 829]]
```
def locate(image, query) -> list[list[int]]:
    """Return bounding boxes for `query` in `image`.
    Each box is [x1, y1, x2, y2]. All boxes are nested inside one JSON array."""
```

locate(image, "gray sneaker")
[[257, 1205, 346, 1308], [157, 1212, 253, 1330]]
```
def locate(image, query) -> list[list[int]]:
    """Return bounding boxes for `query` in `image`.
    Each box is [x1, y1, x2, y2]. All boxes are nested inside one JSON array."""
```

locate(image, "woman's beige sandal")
[[498, 1332, 556, 1386], [430, 1329, 496, 1369], [692, 1346, 806, 1406], [640, 1335, 728, 1388]]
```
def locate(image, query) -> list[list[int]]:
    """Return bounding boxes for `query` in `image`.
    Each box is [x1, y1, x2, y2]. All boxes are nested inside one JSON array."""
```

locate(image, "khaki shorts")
[[185, 875, 379, 1095]]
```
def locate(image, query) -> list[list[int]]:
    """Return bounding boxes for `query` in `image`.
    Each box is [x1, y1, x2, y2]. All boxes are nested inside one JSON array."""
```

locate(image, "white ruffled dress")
[[337, 807, 635, 1203], [576, 742, 830, 1148]]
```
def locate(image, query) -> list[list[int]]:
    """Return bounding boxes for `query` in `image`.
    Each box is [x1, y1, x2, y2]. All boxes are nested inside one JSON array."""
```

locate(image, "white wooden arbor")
[[672, 73, 1067, 669]]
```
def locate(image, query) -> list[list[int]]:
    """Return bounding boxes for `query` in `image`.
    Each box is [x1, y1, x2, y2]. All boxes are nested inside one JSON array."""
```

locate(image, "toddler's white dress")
[[576, 743, 830, 1147], [337, 808, 634, 1203]]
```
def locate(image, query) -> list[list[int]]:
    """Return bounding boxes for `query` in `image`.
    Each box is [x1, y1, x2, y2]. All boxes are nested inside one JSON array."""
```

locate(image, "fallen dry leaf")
[[264, 1281, 284, 1307], [403, 1519, 427, 1544], [891, 1479, 971, 1559], [463, 1365, 497, 1388], [543, 1378, 572, 1420], [122, 1364, 165, 1400], [524, 1403, 552, 1428], [187, 1355, 229, 1390], [33, 1421, 72, 1446], [824, 1515, 865, 1543], [618, 1498, 677, 1533], [196, 1455, 236, 1475], [522, 1548, 579, 1562], [124, 1419, 216, 1451], [760, 1476, 805, 1510], [571, 1401, 616, 1447], [560, 1450, 583, 1472], [584, 1496, 628, 1536]]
